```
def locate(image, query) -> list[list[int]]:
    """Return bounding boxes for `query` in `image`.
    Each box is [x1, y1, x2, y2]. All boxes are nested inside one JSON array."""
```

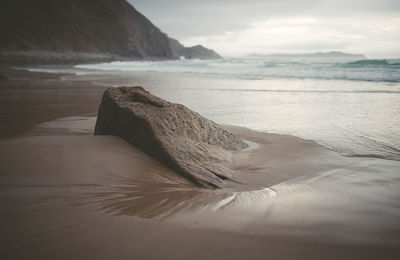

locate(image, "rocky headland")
[[0, 0, 222, 65], [169, 38, 222, 60]]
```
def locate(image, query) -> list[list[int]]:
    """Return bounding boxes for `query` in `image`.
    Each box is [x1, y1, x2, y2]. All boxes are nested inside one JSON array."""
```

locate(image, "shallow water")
[[28, 58, 400, 161], [22, 115, 400, 246], [58, 71, 400, 161]]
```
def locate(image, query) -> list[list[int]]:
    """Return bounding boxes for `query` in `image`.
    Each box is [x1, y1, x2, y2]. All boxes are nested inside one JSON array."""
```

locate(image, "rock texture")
[[0, 0, 172, 62], [95, 87, 247, 188], [169, 38, 222, 60]]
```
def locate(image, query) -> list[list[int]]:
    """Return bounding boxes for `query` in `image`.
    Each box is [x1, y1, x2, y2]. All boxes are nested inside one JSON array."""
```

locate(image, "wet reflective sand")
[[1, 69, 399, 259]]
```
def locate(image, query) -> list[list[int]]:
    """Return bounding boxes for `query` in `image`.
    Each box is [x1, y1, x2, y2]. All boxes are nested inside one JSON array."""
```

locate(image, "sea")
[[30, 56, 400, 161]]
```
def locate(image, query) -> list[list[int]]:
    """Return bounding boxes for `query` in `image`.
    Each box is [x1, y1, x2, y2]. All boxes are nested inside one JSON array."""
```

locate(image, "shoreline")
[[0, 65, 400, 161], [1, 67, 399, 259]]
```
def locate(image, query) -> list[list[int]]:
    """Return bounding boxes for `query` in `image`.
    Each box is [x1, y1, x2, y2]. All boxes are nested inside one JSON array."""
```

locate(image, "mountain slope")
[[0, 0, 172, 61]]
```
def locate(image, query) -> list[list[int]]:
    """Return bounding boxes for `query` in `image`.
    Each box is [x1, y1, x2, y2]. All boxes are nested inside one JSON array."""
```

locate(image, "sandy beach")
[[1, 68, 399, 259]]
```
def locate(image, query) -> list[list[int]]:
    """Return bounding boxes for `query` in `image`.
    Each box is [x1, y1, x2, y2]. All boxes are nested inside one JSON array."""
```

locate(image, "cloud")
[[128, 0, 400, 57], [183, 16, 400, 57]]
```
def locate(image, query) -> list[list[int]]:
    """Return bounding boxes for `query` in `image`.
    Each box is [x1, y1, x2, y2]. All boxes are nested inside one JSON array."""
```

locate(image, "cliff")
[[0, 0, 173, 63]]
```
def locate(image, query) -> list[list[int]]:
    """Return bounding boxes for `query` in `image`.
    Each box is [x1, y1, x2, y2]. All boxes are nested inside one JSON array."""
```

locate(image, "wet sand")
[[0, 67, 107, 138], [0, 68, 399, 259]]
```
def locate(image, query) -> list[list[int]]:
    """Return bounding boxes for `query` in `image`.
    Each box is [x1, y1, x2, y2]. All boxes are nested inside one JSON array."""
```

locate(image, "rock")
[[169, 38, 223, 60], [95, 87, 247, 188]]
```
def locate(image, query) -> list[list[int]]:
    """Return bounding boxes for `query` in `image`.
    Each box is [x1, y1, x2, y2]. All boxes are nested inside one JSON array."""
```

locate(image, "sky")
[[127, 0, 400, 58]]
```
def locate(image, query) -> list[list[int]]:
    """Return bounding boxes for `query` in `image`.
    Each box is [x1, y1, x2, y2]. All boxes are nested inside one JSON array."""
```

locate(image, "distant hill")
[[169, 38, 222, 60], [0, 0, 222, 64], [247, 51, 366, 61]]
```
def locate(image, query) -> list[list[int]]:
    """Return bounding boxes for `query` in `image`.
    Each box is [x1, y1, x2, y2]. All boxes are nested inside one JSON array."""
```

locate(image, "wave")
[[24, 57, 400, 83], [345, 59, 400, 67], [347, 59, 389, 66], [73, 58, 400, 83]]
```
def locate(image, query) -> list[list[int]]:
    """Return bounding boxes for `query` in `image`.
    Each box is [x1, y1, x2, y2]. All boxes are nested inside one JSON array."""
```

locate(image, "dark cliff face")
[[169, 38, 222, 60], [0, 0, 172, 60]]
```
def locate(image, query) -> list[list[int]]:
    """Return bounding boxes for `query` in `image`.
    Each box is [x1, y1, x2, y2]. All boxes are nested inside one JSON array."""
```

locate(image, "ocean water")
[[75, 57, 400, 82], [29, 57, 400, 161]]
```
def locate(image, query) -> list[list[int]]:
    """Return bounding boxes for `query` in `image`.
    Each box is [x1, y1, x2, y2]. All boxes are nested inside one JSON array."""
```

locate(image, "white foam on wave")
[[73, 58, 400, 82]]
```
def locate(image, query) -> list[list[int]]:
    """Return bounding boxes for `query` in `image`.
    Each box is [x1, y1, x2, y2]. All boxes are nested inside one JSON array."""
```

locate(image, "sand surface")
[[0, 68, 399, 259]]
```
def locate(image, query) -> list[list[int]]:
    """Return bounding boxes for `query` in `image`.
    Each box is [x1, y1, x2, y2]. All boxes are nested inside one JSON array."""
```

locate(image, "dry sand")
[[0, 68, 399, 259]]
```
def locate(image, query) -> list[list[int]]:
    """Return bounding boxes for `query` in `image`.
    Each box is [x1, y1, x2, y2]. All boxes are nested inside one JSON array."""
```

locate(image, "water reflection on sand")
[[35, 116, 400, 246]]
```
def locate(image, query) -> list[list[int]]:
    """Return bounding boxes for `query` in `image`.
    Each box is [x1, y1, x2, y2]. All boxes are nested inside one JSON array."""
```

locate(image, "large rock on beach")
[[95, 87, 248, 188]]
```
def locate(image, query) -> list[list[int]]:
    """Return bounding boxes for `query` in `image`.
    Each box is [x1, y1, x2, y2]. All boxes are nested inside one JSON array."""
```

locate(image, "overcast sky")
[[127, 0, 400, 58]]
